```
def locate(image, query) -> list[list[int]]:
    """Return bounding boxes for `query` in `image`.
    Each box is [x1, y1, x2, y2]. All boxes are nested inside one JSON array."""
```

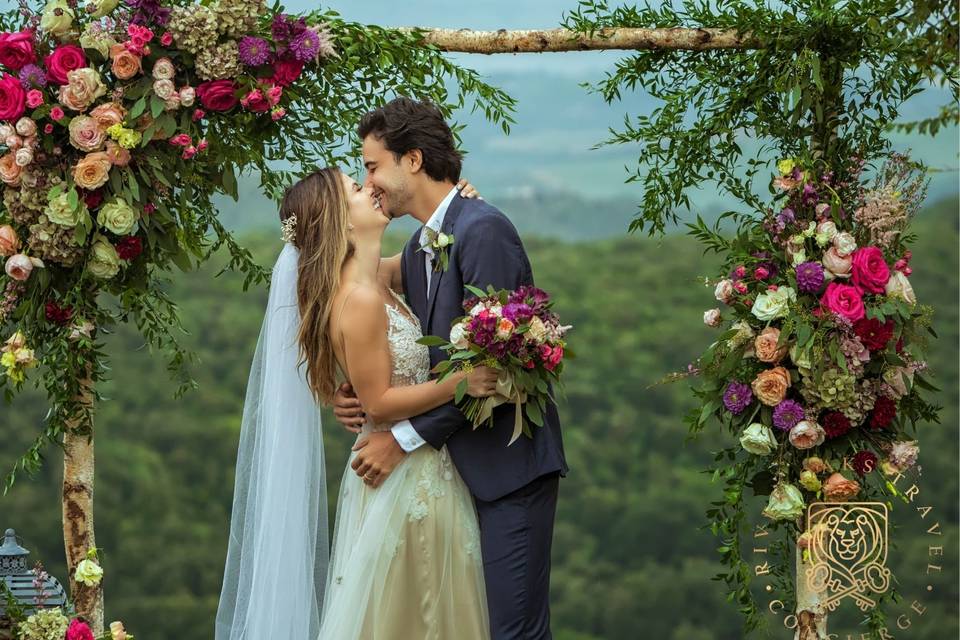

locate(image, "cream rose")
[[72, 152, 112, 190], [89, 102, 126, 131], [754, 326, 787, 363], [58, 68, 107, 112], [449, 320, 469, 350], [68, 115, 106, 151], [80, 27, 116, 57], [15, 118, 36, 137], [789, 343, 813, 370], [40, 0, 75, 39], [152, 79, 175, 100], [751, 366, 791, 406], [0, 124, 13, 139], [762, 483, 805, 521], [98, 198, 138, 235], [739, 422, 778, 456], [885, 271, 916, 305], [152, 57, 176, 80], [89, 0, 120, 18], [74, 558, 103, 587], [527, 315, 548, 343], [87, 235, 121, 279], [14, 147, 33, 167], [833, 231, 857, 257], [714, 279, 734, 304], [751, 286, 796, 321], [822, 246, 852, 278], [0, 152, 22, 186], [5, 254, 35, 281], [109, 620, 128, 640], [46, 190, 89, 228], [179, 86, 196, 107], [703, 308, 722, 327], [815, 220, 838, 247], [788, 420, 825, 450]]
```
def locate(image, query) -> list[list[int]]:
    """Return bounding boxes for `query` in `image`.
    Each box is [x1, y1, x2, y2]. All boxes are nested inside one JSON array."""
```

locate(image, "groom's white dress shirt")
[[391, 185, 460, 452]]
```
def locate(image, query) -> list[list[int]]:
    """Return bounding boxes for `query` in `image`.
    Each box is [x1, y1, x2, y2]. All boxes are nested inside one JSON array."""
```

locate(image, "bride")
[[215, 168, 496, 640]]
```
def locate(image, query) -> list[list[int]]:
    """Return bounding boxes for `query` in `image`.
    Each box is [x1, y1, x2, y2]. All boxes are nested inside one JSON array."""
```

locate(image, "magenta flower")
[[238, 36, 271, 67], [773, 399, 805, 431], [723, 381, 753, 415]]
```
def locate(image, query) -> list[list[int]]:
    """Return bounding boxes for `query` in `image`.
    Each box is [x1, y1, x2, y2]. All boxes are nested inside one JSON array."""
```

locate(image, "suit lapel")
[[403, 230, 429, 326], [425, 195, 466, 331]]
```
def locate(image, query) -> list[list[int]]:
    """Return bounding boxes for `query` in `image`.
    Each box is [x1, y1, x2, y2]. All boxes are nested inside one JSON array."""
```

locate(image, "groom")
[[333, 97, 568, 639]]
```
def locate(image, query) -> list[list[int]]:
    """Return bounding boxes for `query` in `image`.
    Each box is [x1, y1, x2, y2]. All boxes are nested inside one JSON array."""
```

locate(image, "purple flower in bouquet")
[[502, 302, 533, 324], [509, 286, 550, 312], [723, 381, 753, 415], [801, 182, 819, 206], [773, 399, 805, 431], [289, 26, 335, 62], [129, 0, 171, 26], [238, 36, 272, 67], [796, 261, 825, 293], [777, 207, 795, 226], [18, 63, 46, 89], [272, 14, 308, 42]]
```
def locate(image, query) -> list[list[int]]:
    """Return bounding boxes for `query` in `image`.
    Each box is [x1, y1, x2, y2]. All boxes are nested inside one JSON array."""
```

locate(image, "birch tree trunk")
[[795, 542, 828, 640], [407, 27, 761, 53], [62, 368, 102, 634]]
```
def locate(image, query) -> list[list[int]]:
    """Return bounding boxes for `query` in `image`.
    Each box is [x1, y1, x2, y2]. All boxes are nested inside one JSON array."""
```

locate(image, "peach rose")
[[90, 102, 126, 130], [104, 140, 130, 166], [823, 472, 861, 502], [58, 67, 106, 112], [72, 152, 112, 190], [68, 115, 105, 151], [110, 43, 142, 80], [0, 224, 20, 256], [754, 326, 787, 363], [0, 152, 22, 185], [4, 253, 33, 281], [788, 420, 826, 450], [751, 366, 791, 406]]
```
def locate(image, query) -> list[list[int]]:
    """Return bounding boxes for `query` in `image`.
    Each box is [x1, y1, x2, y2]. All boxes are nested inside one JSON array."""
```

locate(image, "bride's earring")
[[347, 223, 355, 231]]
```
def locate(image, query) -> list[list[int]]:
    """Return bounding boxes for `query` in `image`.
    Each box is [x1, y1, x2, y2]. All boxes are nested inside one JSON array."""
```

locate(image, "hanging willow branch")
[[406, 27, 762, 54]]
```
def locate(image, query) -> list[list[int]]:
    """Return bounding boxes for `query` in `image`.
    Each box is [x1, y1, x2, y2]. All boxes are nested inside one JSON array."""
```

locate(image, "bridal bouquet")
[[682, 151, 938, 550], [419, 285, 572, 445]]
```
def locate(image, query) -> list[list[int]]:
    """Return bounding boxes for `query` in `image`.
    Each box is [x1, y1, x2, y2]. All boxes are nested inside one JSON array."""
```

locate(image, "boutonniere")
[[420, 228, 454, 272]]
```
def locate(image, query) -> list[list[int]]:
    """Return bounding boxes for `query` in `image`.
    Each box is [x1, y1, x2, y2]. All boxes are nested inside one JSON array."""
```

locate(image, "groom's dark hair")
[[358, 97, 462, 183]]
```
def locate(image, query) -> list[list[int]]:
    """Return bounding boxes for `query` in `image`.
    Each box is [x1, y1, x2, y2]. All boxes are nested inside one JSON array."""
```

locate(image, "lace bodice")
[[368, 290, 431, 431]]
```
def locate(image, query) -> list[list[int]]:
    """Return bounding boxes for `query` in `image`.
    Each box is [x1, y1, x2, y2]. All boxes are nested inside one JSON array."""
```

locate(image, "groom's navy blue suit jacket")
[[401, 195, 568, 502]]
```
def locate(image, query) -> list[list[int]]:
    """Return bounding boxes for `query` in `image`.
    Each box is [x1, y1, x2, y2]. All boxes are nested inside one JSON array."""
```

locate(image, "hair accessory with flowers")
[[280, 214, 297, 244]]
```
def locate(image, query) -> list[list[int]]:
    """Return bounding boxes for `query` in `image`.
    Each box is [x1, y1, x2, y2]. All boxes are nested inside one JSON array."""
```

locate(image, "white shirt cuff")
[[391, 420, 427, 452]]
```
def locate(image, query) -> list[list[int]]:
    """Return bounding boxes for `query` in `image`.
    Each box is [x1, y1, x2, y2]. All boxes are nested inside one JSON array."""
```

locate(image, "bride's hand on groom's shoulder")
[[333, 382, 366, 434], [457, 179, 483, 200]]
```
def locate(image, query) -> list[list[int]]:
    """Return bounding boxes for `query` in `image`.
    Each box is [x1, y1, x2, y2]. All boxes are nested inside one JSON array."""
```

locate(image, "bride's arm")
[[340, 285, 495, 424]]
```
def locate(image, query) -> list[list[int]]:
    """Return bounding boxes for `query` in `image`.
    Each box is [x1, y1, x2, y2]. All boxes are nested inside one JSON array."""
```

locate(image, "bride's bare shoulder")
[[334, 283, 386, 329]]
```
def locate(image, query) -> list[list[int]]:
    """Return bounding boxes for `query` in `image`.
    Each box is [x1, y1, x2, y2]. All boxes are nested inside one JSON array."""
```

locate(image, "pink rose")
[[0, 30, 37, 71], [271, 107, 286, 121], [240, 88, 270, 112], [4, 253, 33, 281], [168, 133, 191, 146], [50, 106, 65, 121], [25, 88, 43, 108], [0, 224, 20, 256], [270, 57, 304, 87], [105, 140, 130, 166], [0, 73, 26, 120], [192, 108, 205, 121], [266, 84, 282, 105], [850, 246, 890, 294], [160, 32, 173, 46], [181, 145, 197, 159], [68, 115, 105, 152], [66, 618, 94, 640], [0, 151, 22, 185], [45, 45, 87, 85], [819, 281, 865, 322], [196, 80, 239, 112], [821, 246, 851, 278], [43, 122, 52, 134]]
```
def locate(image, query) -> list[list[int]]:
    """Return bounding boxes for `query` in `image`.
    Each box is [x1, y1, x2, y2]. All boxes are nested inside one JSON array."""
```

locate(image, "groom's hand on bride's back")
[[333, 382, 366, 434]]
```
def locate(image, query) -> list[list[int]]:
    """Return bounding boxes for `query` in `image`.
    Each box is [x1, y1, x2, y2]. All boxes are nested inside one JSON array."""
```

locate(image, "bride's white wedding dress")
[[318, 290, 490, 639]]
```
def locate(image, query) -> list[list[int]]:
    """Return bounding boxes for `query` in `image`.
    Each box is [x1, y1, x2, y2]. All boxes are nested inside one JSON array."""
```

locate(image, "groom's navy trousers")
[[401, 195, 568, 640]]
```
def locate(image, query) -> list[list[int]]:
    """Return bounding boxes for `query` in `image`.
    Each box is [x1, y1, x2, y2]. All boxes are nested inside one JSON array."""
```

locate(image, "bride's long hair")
[[279, 168, 354, 405]]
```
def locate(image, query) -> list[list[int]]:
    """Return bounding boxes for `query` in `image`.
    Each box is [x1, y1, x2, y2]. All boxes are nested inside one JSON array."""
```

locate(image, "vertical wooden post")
[[62, 367, 102, 634]]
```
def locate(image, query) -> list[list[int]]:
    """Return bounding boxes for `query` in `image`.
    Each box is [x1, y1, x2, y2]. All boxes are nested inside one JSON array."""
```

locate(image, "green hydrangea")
[[214, 0, 265, 37], [195, 40, 242, 81], [17, 607, 69, 640], [167, 4, 219, 55]]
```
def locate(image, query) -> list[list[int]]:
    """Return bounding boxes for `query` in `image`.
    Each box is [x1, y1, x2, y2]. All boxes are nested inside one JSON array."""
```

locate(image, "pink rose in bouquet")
[[0, 30, 36, 71], [0, 73, 26, 121], [196, 80, 240, 112], [850, 246, 890, 294], [819, 281, 865, 322], [45, 45, 87, 85]]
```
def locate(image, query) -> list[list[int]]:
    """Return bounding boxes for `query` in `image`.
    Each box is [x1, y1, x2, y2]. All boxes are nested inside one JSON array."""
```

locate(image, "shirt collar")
[[419, 185, 459, 253]]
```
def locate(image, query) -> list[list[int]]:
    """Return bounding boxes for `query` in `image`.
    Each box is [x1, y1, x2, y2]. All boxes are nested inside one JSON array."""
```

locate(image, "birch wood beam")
[[407, 27, 762, 54]]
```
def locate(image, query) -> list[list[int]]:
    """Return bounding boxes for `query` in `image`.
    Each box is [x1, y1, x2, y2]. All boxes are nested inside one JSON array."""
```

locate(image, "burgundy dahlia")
[[869, 396, 897, 430], [853, 317, 894, 351], [44, 301, 73, 326], [822, 411, 852, 438], [116, 236, 143, 261]]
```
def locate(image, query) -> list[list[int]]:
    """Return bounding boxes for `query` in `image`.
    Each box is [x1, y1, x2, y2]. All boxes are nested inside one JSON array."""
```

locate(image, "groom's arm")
[[406, 211, 531, 450]]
